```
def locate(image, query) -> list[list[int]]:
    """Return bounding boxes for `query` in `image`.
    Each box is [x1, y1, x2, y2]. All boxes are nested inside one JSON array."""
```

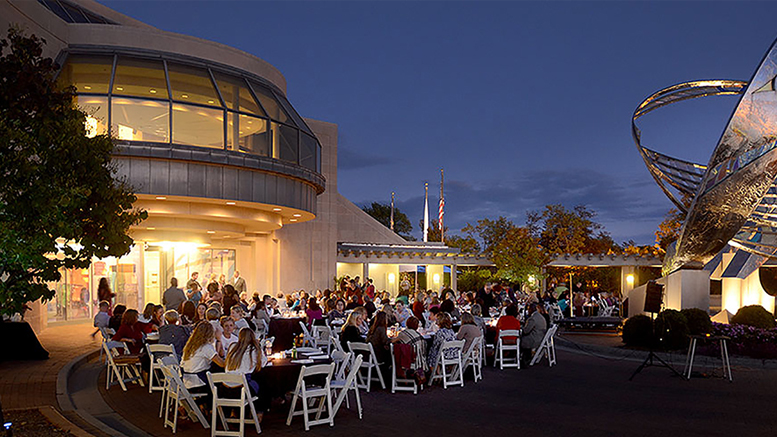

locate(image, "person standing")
[[163, 277, 186, 311], [186, 272, 201, 292], [97, 278, 115, 315], [232, 271, 246, 295]]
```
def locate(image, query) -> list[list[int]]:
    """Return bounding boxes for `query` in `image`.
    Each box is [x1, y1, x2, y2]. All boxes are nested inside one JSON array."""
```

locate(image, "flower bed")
[[697, 323, 777, 359]]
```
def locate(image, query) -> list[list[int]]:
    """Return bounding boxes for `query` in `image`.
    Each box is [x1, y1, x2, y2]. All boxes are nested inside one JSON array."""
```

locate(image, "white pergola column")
[[362, 262, 370, 283], [451, 263, 458, 292]]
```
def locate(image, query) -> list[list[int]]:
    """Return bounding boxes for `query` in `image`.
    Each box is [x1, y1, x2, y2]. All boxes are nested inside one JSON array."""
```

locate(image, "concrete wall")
[[369, 263, 399, 297]]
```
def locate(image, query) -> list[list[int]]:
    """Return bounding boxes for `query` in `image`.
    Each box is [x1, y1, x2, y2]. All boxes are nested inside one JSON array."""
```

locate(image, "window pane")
[[300, 132, 317, 171], [273, 122, 299, 163], [227, 112, 270, 156], [113, 57, 169, 99], [275, 92, 312, 134], [249, 80, 290, 124], [213, 72, 263, 115], [77, 95, 108, 138], [111, 97, 169, 142], [168, 63, 221, 107], [172, 104, 224, 148], [60, 55, 113, 94]]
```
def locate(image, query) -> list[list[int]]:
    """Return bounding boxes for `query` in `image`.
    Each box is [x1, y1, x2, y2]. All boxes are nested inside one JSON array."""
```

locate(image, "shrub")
[[681, 308, 712, 335], [622, 314, 653, 347], [655, 309, 689, 350], [731, 305, 776, 329]]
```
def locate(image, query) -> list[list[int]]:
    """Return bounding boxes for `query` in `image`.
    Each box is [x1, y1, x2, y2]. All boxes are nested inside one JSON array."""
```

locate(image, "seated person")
[[426, 312, 457, 369], [440, 298, 460, 321], [158, 310, 191, 358], [340, 307, 367, 352], [91, 300, 111, 338], [496, 304, 521, 344], [206, 307, 223, 338], [394, 300, 413, 327], [218, 316, 239, 357], [223, 328, 269, 417], [112, 309, 144, 354], [521, 303, 548, 365], [181, 322, 225, 391], [305, 297, 323, 328], [366, 311, 391, 365], [109, 304, 126, 332], [327, 299, 347, 324], [456, 312, 482, 353], [471, 304, 487, 336], [395, 317, 428, 373], [230, 306, 250, 331]]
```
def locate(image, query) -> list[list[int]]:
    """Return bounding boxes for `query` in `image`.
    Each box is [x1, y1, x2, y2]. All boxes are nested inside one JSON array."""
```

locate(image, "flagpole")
[[390, 191, 395, 232], [439, 168, 444, 244], [423, 183, 429, 242]]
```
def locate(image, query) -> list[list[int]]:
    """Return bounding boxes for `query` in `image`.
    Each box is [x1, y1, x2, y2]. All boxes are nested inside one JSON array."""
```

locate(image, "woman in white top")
[[218, 316, 239, 357], [224, 328, 269, 415], [181, 322, 225, 392]]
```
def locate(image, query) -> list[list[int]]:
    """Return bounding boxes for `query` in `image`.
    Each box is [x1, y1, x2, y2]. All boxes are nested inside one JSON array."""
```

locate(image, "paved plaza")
[[3, 323, 777, 436]]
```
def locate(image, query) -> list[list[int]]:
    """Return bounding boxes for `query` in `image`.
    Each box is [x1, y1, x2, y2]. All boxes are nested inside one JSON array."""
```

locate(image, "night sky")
[[102, 0, 777, 245]]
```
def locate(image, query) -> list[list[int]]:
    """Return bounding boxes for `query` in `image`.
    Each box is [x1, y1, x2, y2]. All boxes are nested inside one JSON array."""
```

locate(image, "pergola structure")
[[336, 242, 492, 295], [546, 253, 663, 297]]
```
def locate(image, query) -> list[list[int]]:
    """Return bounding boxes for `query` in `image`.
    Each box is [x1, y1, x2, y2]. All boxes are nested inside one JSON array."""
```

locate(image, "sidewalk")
[[0, 322, 99, 410]]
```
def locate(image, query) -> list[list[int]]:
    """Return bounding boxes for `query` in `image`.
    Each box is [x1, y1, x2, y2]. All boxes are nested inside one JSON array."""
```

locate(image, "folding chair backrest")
[[300, 363, 335, 378], [299, 321, 312, 337], [499, 330, 521, 340], [148, 343, 177, 361], [105, 340, 129, 355], [441, 339, 465, 356], [207, 371, 247, 398], [158, 355, 179, 369], [465, 336, 483, 358], [348, 341, 370, 356], [332, 351, 353, 381]]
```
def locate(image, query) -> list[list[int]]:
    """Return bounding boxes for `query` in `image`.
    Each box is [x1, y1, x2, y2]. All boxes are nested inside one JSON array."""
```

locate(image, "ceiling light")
[[293, 213, 302, 217], [146, 227, 155, 230], [272, 208, 282, 212], [181, 94, 189, 99], [226, 201, 236, 205], [208, 100, 215, 104], [207, 230, 216, 234], [149, 89, 157, 94], [116, 86, 124, 91], [290, 219, 297, 222], [83, 85, 92, 90], [155, 196, 167, 200]]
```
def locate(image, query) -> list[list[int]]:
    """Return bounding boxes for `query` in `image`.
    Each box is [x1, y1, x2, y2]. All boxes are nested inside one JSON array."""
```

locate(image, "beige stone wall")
[[1, 0, 69, 59]]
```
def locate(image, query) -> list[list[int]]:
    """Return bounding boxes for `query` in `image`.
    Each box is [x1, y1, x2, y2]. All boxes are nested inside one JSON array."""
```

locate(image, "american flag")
[[438, 196, 444, 233]]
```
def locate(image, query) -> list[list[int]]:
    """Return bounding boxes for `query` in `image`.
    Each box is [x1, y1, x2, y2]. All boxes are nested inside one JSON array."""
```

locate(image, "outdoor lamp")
[[433, 273, 440, 285], [626, 274, 634, 285], [388, 273, 396, 284]]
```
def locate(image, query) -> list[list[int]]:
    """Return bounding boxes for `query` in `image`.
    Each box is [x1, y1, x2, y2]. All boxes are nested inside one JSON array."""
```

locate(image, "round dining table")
[[268, 317, 304, 352]]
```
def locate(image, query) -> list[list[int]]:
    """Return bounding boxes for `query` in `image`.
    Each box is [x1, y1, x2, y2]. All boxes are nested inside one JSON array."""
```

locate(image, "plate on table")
[[291, 359, 314, 364], [307, 354, 329, 360], [296, 347, 320, 353]]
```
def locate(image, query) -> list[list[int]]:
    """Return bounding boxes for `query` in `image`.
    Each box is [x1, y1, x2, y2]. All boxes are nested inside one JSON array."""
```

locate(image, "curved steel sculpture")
[[634, 38, 777, 276]]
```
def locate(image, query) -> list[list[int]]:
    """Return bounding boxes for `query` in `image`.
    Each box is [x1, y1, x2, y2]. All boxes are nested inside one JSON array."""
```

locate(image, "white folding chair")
[[157, 356, 180, 419], [312, 325, 331, 353], [494, 330, 521, 370], [389, 343, 418, 394], [529, 325, 558, 367], [298, 321, 318, 348], [331, 354, 363, 419], [547, 303, 563, 323], [159, 364, 209, 433], [206, 372, 262, 436], [463, 336, 484, 383], [286, 363, 336, 431], [429, 339, 465, 389], [347, 342, 386, 392], [98, 327, 115, 363], [103, 341, 144, 391], [147, 343, 177, 394]]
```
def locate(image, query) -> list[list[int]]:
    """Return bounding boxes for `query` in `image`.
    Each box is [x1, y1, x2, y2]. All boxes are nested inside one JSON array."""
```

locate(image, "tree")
[[463, 217, 546, 284], [362, 201, 413, 240], [418, 219, 448, 243], [0, 28, 146, 317], [462, 217, 514, 256], [655, 207, 685, 252], [445, 234, 480, 254], [527, 204, 618, 254]]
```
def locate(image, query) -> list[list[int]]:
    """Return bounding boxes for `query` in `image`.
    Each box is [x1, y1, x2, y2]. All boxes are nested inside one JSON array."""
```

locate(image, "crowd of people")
[[95, 274, 564, 423]]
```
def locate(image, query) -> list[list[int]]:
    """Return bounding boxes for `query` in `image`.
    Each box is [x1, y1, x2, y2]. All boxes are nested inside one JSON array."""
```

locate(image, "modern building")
[[2, 0, 486, 333]]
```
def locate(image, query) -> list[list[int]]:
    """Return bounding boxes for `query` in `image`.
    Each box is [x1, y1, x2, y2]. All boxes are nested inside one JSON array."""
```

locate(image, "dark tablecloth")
[[0, 321, 49, 360], [268, 318, 304, 352], [254, 357, 331, 399]]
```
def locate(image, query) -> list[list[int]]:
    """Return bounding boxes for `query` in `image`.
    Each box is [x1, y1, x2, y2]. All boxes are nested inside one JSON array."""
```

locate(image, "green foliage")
[[655, 309, 689, 350], [419, 219, 447, 243], [0, 28, 146, 317], [457, 268, 494, 292], [681, 308, 712, 335], [622, 315, 653, 347], [462, 217, 513, 257], [362, 201, 413, 240], [444, 234, 480, 254], [527, 204, 618, 254], [731, 305, 776, 329]]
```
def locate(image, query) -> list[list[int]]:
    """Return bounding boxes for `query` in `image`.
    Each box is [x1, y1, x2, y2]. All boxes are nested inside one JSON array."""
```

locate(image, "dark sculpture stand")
[[629, 312, 681, 381], [0, 321, 49, 360]]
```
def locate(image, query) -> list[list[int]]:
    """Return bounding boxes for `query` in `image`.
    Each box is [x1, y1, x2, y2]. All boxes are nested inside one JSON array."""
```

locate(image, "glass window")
[[76, 95, 109, 138], [113, 57, 169, 99], [60, 55, 113, 94], [300, 132, 318, 171], [167, 63, 221, 107], [172, 103, 224, 148], [213, 72, 263, 115], [111, 97, 169, 142], [227, 112, 270, 156], [275, 93, 313, 135], [249, 80, 290, 124], [273, 122, 299, 163]]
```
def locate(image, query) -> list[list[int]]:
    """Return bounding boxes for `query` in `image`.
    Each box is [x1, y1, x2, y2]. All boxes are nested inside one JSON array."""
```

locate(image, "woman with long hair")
[[340, 307, 367, 351], [305, 297, 323, 328], [181, 322, 225, 389], [179, 300, 197, 325], [222, 328, 269, 418], [112, 309, 144, 354], [193, 302, 208, 323], [97, 277, 115, 313], [366, 311, 390, 366]]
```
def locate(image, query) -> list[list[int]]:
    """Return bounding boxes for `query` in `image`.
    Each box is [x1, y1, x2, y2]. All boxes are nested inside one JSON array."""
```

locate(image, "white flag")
[[423, 183, 429, 242]]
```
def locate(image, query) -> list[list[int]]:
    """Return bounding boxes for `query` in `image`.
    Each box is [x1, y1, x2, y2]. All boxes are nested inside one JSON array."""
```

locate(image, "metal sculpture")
[[633, 38, 777, 276]]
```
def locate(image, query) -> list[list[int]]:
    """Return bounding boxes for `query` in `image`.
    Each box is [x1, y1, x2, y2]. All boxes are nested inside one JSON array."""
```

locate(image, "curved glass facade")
[[61, 53, 321, 172]]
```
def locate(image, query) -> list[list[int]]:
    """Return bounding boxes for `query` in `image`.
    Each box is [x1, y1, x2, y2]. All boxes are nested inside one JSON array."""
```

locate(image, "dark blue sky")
[[103, 1, 777, 245]]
